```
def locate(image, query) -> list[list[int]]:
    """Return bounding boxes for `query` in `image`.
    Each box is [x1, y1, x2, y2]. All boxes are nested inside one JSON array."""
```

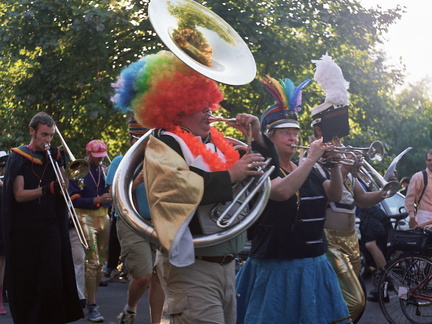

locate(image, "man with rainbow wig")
[[112, 50, 275, 324]]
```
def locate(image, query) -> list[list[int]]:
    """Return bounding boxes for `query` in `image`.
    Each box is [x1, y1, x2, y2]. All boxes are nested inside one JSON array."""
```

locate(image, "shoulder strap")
[[417, 170, 428, 206]]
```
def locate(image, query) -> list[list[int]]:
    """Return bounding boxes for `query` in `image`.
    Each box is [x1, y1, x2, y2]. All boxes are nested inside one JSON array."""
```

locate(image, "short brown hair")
[[29, 112, 55, 132]]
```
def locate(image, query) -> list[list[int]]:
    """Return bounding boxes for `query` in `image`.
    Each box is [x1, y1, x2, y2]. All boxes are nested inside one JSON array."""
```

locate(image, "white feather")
[[312, 54, 350, 106]]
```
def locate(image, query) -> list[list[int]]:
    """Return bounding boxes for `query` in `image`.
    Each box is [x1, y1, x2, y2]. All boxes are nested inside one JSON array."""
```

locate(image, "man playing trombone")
[[68, 139, 112, 322], [2, 111, 83, 323]]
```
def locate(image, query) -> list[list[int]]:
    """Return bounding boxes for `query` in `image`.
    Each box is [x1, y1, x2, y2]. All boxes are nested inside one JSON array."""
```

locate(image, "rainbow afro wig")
[[111, 50, 224, 130]]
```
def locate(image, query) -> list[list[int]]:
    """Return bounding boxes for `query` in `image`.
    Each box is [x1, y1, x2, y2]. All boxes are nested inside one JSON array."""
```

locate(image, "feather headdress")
[[311, 53, 350, 118], [310, 54, 350, 142], [260, 75, 311, 133]]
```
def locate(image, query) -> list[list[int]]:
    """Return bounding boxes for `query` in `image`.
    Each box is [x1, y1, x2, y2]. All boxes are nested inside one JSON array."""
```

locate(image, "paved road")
[[1, 279, 169, 324], [1, 276, 386, 324]]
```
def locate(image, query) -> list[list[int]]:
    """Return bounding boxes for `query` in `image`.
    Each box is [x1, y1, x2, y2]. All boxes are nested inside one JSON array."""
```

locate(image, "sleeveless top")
[[250, 165, 329, 259], [315, 163, 356, 214]]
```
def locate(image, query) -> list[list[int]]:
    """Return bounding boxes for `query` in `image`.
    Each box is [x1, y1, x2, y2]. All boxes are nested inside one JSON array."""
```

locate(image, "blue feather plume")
[[290, 79, 311, 112], [261, 75, 311, 112]]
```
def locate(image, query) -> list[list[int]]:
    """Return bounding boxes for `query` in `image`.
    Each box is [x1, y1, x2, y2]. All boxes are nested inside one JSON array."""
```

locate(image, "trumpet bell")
[[66, 159, 90, 180], [367, 141, 385, 163], [148, 0, 256, 85]]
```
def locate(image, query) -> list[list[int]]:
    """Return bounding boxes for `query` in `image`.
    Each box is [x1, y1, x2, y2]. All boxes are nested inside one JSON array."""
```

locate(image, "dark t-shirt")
[[12, 148, 61, 221]]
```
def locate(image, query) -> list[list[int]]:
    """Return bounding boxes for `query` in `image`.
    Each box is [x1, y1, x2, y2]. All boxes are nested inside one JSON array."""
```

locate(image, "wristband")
[[50, 181, 55, 194], [41, 185, 49, 196], [41, 181, 57, 196]]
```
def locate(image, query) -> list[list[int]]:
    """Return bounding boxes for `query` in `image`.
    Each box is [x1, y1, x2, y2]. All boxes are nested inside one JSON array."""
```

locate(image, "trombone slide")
[[46, 146, 89, 249]]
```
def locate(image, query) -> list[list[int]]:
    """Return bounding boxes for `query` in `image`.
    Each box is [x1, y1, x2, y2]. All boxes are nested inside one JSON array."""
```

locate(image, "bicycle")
[[377, 228, 432, 323]]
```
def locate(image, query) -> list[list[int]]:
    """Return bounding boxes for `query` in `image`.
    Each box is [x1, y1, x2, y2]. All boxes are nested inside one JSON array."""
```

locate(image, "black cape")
[[2, 146, 83, 323]]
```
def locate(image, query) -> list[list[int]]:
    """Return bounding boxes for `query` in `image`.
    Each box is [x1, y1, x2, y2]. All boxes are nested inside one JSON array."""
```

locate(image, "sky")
[[360, 0, 432, 88]]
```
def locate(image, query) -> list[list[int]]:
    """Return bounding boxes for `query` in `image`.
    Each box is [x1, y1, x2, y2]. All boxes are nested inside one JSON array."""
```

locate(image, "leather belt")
[[195, 254, 236, 265]]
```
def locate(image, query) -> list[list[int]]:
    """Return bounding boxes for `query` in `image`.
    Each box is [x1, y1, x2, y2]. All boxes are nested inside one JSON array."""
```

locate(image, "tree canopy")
[[0, 0, 430, 178]]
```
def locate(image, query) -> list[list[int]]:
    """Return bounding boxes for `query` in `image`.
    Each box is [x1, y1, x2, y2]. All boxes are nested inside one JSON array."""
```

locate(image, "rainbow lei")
[[172, 126, 240, 172]]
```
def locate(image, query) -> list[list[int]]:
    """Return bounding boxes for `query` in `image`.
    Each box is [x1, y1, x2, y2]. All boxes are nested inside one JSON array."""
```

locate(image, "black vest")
[[250, 166, 328, 259]]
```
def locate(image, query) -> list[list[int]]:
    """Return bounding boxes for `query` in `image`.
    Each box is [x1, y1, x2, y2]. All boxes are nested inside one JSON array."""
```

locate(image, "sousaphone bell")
[[148, 0, 256, 85]]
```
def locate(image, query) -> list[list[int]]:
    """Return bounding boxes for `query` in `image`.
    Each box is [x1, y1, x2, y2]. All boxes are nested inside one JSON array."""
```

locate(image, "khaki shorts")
[[116, 217, 155, 278], [157, 254, 236, 324]]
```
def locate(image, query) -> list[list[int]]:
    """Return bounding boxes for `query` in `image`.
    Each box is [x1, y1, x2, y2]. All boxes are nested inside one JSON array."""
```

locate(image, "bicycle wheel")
[[378, 253, 432, 324]]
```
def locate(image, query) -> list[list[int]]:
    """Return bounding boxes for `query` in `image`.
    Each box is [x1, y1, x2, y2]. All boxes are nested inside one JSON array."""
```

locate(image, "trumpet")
[[56, 127, 90, 180], [293, 140, 399, 198], [291, 140, 385, 166], [342, 141, 384, 164], [45, 144, 89, 249]]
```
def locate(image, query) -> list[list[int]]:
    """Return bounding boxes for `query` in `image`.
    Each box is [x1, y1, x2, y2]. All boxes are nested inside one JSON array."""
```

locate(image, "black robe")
[[2, 145, 83, 324]]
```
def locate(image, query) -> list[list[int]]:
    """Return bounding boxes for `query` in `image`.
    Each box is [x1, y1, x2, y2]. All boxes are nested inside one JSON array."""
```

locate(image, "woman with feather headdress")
[[235, 75, 351, 324]]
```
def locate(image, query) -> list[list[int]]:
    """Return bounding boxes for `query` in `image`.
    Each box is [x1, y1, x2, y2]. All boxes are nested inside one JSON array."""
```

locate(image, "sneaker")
[[87, 304, 104, 322], [99, 280, 108, 287], [118, 271, 130, 283], [108, 268, 120, 282], [120, 310, 136, 324]]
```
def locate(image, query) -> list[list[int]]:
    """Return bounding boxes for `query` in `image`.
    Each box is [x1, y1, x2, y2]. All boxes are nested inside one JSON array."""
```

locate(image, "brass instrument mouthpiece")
[[206, 115, 236, 123]]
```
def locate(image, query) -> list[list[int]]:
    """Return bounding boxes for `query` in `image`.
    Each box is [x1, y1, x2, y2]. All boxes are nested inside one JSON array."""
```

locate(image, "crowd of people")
[[0, 48, 428, 324]]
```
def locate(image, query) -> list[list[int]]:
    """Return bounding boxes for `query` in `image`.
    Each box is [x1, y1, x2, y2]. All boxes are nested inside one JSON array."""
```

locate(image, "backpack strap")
[[417, 170, 428, 207]]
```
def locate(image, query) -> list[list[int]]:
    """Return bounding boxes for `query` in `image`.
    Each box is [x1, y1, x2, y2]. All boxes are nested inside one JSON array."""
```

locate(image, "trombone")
[[45, 143, 89, 249], [56, 127, 90, 180], [358, 159, 399, 198], [100, 161, 108, 181]]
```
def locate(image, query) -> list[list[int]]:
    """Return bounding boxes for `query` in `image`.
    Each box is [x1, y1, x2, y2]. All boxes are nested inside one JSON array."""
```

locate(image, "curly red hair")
[[130, 51, 224, 130]]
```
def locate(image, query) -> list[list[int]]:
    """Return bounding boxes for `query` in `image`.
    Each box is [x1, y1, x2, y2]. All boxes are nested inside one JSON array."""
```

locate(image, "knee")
[[134, 274, 152, 287], [364, 240, 377, 250], [86, 258, 102, 272]]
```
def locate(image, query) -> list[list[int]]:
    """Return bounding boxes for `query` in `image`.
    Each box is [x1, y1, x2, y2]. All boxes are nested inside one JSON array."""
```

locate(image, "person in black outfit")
[[0, 151, 8, 315], [2, 111, 83, 324]]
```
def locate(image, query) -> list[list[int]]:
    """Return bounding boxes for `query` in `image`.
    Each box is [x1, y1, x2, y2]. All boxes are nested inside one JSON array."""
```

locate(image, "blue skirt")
[[236, 255, 351, 324]]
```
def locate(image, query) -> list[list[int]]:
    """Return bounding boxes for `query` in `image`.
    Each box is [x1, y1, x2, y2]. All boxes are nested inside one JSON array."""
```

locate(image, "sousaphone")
[[112, 0, 270, 248]]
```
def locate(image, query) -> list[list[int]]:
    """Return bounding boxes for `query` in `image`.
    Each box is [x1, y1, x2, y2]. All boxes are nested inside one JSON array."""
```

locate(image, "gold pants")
[[325, 228, 365, 322], [77, 208, 110, 300]]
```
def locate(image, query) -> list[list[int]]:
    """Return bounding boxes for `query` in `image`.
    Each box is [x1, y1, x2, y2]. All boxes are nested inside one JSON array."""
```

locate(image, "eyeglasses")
[[275, 129, 299, 137]]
